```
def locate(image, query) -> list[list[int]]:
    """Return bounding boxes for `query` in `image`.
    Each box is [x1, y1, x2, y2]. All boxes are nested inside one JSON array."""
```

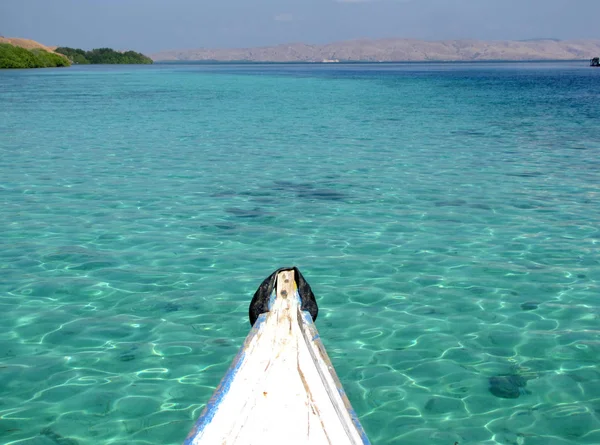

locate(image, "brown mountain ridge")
[[152, 38, 600, 62], [0, 37, 62, 54]]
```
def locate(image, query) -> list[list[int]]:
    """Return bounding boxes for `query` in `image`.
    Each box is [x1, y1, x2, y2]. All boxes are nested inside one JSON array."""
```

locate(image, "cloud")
[[274, 13, 294, 22]]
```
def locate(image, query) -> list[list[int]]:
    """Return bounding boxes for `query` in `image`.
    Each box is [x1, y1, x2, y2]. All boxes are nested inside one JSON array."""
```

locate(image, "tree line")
[[55, 47, 153, 65]]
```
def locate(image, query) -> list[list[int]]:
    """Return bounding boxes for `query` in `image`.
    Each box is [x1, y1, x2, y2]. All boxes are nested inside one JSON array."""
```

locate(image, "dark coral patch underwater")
[[489, 374, 530, 399]]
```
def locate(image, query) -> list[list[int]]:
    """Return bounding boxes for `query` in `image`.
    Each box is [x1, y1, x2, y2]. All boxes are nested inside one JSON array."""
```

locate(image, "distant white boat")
[[184, 268, 371, 445], [322, 59, 340, 63]]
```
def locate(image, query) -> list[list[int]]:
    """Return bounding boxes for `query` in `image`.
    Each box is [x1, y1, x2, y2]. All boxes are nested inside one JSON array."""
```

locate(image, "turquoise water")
[[1, 61, 599, 445]]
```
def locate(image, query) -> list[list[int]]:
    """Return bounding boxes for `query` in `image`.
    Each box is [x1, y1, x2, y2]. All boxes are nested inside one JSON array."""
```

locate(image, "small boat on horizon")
[[184, 267, 371, 445], [591, 57, 600, 67]]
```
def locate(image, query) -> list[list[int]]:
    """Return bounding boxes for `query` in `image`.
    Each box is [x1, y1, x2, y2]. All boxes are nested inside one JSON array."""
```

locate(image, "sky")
[[1, 0, 599, 53]]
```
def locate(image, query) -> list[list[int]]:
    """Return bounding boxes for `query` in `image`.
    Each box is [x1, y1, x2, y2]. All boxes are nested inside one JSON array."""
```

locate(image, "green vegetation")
[[54, 47, 89, 65], [0, 42, 152, 68], [55, 47, 153, 65], [0, 43, 71, 69]]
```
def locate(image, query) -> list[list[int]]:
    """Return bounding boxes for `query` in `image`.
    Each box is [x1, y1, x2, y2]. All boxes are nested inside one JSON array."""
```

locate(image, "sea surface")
[[1, 61, 599, 445]]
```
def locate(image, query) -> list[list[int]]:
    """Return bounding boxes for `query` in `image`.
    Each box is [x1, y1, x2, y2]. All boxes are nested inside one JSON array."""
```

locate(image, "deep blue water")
[[1, 61, 599, 445]]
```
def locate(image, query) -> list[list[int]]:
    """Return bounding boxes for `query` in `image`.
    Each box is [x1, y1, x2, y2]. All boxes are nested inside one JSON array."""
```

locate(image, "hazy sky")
[[1, 0, 599, 53]]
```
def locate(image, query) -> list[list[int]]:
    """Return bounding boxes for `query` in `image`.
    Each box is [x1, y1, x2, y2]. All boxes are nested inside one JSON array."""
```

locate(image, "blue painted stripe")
[[301, 310, 314, 325], [337, 387, 372, 445], [267, 289, 276, 310], [183, 313, 268, 444], [301, 310, 372, 445]]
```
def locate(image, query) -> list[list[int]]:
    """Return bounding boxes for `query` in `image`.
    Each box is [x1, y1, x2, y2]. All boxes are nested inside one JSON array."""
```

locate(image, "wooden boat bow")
[[184, 268, 371, 445]]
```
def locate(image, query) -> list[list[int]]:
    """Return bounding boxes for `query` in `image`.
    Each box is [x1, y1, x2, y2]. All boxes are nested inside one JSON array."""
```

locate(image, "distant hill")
[[0, 37, 66, 57], [152, 38, 600, 62], [0, 37, 70, 69]]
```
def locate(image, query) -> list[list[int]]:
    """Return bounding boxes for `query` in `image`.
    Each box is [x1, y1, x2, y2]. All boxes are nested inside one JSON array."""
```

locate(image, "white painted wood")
[[187, 270, 368, 445]]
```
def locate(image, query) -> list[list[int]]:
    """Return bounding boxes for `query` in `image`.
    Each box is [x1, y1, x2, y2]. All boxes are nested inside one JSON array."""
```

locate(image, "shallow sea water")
[[1, 61, 599, 445]]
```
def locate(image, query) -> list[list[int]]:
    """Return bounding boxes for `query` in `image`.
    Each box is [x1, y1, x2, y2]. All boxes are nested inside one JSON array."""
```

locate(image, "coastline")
[[151, 59, 591, 65]]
